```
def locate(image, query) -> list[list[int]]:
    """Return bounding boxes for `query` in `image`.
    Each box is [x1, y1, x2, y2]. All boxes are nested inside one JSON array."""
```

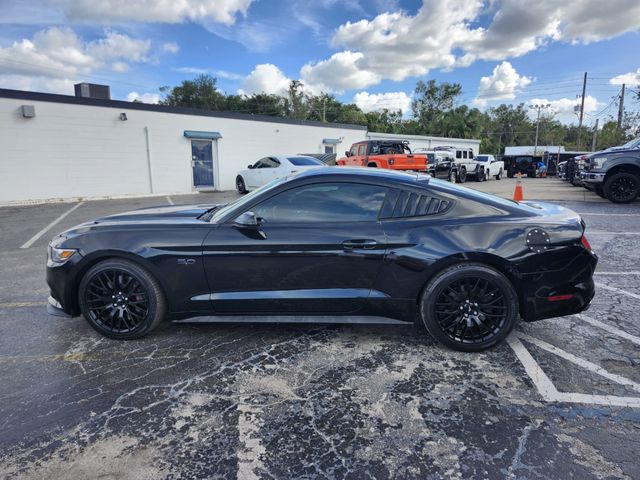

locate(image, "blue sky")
[[1, 0, 639, 125]]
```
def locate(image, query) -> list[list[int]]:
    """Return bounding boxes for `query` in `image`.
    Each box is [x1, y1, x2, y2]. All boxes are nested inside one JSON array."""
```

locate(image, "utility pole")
[[617, 84, 625, 129], [529, 104, 551, 155], [322, 96, 326, 122], [592, 118, 599, 152], [577, 71, 587, 149]]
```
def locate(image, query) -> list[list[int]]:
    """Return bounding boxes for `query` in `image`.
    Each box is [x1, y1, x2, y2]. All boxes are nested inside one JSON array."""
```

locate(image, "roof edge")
[[0, 88, 367, 131]]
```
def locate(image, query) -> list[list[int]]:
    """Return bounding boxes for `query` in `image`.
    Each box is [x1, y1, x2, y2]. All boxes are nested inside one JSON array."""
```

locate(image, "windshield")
[[476, 155, 489, 162], [210, 176, 289, 222], [288, 156, 323, 166], [619, 137, 640, 150]]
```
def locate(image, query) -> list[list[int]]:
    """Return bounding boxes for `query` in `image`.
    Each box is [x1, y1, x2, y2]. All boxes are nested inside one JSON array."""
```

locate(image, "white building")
[[0, 88, 480, 203]]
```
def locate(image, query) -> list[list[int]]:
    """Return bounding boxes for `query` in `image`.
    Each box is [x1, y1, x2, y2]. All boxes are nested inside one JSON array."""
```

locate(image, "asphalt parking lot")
[[1, 178, 639, 479]]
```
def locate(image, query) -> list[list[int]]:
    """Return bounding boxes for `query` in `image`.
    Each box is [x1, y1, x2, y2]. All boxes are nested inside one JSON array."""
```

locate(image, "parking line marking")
[[595, 282, 640, 301], [579, 212, 640, 217], [166, 196, 174, 205], [575, 314, 640, 346], [508, 333, 640, 408], [519, 333, 640, 394], [595, 271, 640, 275], [588, 231, 640, 235], [19, 201, 84, 249]]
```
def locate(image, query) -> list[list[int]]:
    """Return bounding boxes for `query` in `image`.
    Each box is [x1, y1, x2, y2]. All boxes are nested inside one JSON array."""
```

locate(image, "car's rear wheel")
[[604, 172, 640, 203], [236, 175, 247, 194], [420, 264, 519, 352], [79, 259, 166, 339]]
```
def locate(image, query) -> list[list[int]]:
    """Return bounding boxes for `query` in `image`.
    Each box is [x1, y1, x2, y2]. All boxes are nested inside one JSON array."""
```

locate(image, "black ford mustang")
[[46, 168, 596, 351]]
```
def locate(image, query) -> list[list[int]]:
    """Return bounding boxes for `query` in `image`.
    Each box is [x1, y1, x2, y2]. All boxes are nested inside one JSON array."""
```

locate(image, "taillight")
[[581, 235, 592, 251]]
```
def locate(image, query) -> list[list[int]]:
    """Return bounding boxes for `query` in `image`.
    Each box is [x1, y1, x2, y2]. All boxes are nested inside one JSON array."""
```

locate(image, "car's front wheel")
[[476, 167, 485, 182], [448, 169, 456, 182], [79, 259, 166, 339], [236, 175, 247, 194], [495, 169, 502, 180], [420, 263, 519, 352], [604, 171, 640, 203], [456, 167, 467, 183]]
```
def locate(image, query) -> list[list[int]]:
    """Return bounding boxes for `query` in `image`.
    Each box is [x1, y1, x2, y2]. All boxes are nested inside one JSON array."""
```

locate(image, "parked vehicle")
[[416, 149, 465, 183], [565, 155, 589, 186], [475, 154, 504, 180], [504, 155, 541, 178], [46, 168, 597, 352], [337, 140, 428, 172], [581, 137, 640, 203], [235, 155, 325, 193], [543, 151, 589, 177]]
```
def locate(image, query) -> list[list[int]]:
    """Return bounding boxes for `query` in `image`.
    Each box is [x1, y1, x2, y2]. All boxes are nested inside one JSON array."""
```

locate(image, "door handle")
[[342, 239, 378, 250]]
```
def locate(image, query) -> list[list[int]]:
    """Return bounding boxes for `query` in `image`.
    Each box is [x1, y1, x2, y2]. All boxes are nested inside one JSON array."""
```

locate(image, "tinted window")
[[456, 150, 462, 159], [253, 182, 387, 223], [350, 145, 358, 156], [263, 158, 280, 168], [427, 153, 435, 162], [477, 155, 489, 162], [358, 144, 366, 156], [288, 156, 323, 166]]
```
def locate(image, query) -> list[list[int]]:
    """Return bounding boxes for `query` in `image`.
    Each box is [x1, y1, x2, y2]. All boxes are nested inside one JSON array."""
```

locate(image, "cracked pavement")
[[0, 187, 639, 479]]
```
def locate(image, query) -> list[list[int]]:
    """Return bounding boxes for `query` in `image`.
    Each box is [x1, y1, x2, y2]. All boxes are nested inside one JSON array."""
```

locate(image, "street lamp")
[[529, 104, 552, 155]]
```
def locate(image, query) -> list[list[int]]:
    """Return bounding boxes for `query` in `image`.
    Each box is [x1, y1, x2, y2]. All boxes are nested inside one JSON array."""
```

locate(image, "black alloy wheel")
[[448, 169, 456, 182], [476, 167, 485, 182], [456, 167, 467, 183], [236, 175, 247, 194], [420, 264, 518, 351], [79, 259, 166, 339], [604, 172, 639, 203]]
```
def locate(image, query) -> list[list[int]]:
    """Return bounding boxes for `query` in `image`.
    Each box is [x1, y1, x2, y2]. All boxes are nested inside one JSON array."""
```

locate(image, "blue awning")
[[184, 130, 222, 140], [322, 138, 341, 145]]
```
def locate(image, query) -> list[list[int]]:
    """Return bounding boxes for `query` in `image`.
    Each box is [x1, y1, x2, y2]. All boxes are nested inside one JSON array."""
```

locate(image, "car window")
[[255, 158, 270, 168], [477, 155, 488, 162], [468, 151, 474, 159], [263, 158, 280, 168], [287, 156, 323, 166], [349, 145, 358, 156], [358, 144, 366, 156], [252, 182, 388, 223], [456, 150, 462, 159]]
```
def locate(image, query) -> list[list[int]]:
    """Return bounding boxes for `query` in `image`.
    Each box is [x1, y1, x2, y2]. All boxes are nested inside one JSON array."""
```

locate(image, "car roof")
[[293, 166, 429, 186]]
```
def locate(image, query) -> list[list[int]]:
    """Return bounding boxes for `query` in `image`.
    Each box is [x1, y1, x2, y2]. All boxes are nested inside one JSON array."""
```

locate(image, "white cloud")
[[112, 61, 129, 72], [527, 95, 601, 124], [238, 63, 291, 96], [61, 0, 253, 26], [302, 0, 640, 91], [127, 91, 161, 103], [610, 68, 640, 86], [162, 42, 179, 54], [353, 91, 411, 113], [300, 51, 380, 93], [473, 61, 532, 106]]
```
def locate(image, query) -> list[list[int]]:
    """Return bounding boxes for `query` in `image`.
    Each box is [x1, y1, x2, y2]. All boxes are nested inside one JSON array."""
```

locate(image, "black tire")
[[594, 185, 606, 198], [419, 263, 519, 352], [448, 169, 456, 183], [79, 259, 166, 340], [603, 172, 640, 203], [476, 167, 485, 182], [495, 169, 502, 180], [367, 163, 378, 168], [236, 176, 247, 194], [456, 167, 467, 183]]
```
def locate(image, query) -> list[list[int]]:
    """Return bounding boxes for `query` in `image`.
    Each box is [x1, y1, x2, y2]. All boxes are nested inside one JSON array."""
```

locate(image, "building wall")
[[367, 132, 481, 155], [0, 97, 366, 202]]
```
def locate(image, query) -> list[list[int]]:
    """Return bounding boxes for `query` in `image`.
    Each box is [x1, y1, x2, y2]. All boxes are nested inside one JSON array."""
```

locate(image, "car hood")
[[93, 204, 221, 223]]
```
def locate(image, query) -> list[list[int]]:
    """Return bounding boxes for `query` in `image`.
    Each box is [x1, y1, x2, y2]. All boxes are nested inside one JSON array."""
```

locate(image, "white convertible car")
[[235, 155, 326, 193]]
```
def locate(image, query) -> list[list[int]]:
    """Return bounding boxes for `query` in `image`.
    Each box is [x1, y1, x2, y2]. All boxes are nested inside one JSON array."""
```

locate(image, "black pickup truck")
[[581, 138, 640, 203]]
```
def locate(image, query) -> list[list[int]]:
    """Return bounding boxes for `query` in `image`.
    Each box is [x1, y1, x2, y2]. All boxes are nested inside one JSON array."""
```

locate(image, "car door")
[[245, 158, 268, 188], [202, 181, 389, 314], [259, 157, 282, 184]]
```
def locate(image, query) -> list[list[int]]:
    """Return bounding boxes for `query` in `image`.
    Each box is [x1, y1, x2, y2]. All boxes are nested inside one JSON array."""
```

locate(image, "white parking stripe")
[[166, 196, 174, 205], [595, 282, 640, 301], [575, 314, 640, 346], [595, 271, 640, 275], [519, 333, 640, 394], [20, 201, 84, 249]]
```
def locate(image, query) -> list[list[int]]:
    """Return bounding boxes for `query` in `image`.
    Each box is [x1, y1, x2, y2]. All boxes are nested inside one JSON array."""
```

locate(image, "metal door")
[[191, 140, 214, 188]]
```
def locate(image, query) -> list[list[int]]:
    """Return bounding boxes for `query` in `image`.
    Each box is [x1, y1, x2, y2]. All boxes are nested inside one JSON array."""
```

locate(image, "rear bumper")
[[520, 247, 597, 322]]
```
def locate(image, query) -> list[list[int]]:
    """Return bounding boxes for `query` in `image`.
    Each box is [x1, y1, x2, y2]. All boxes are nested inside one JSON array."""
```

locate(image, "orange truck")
[[337, 140, 428, 172]]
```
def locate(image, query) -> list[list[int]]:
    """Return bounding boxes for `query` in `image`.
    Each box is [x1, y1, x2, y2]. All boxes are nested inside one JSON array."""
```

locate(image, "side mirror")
[[345, 150, 351, 157], [247, 164, 254, 169], [233, 211, 266, 238]]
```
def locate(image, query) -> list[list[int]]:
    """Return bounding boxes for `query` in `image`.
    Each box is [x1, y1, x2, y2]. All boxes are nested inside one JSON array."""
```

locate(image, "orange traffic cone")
[[513, 172, 524, 202]]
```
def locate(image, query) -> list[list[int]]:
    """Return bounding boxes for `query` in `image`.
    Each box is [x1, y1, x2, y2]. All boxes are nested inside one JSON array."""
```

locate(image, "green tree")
[[285, 80, 308, 119], [160, 74, 225, 110], [411, 80, 462, 133]]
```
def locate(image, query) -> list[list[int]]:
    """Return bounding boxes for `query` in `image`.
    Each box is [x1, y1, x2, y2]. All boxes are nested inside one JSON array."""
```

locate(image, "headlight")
[[592, 157, 606, 169], [48, 246, 77, 264]]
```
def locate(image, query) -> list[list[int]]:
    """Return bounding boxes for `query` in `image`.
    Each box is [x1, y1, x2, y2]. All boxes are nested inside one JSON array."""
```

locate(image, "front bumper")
[[580, 171, 605, 184]]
